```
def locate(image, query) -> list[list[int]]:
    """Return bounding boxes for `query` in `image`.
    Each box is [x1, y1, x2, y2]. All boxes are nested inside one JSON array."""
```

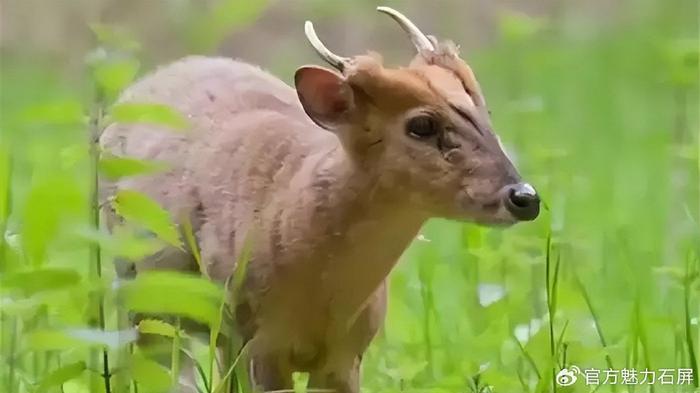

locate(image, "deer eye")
[[406, 115, 439, 139]]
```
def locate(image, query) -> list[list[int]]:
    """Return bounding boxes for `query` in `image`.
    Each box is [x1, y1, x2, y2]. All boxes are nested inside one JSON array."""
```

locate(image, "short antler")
[[376, 6, 434, 53], [304, 21, 350, 72]]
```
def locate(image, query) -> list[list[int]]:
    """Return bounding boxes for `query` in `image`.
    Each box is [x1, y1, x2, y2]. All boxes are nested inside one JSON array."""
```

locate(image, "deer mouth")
[[455, 183, 539, 226]]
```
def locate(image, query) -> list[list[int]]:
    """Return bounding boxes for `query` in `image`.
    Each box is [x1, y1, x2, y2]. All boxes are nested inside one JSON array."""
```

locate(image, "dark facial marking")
[[449, 103, 483, 136]]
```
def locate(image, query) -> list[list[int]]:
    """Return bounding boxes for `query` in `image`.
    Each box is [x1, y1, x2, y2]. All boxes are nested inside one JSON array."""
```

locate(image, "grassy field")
[[1, 0, 698, 392]]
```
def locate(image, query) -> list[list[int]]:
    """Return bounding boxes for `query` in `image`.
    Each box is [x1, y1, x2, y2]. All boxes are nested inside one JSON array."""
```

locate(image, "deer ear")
[[295, 66, 354, 130]]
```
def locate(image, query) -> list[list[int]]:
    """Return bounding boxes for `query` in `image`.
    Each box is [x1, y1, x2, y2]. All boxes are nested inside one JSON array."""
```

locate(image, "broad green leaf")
[[36, 361, 87, 393], [26, 328, 137, 351], [22, 177, 83, 266], [122, 271, 223, 326], [131, 352, 172, 392], [99, 154, 168, 180], [93, 58, 140, 96], [112, 189, 181, 248], [111, 102, 189, 130], [138, 318, 181, 338], [0, 297, 41, 317], [0, 267, 81, 295], [72, 225, 164, 262], [66, 328, 138, 348], [25, 330, 86, 351]]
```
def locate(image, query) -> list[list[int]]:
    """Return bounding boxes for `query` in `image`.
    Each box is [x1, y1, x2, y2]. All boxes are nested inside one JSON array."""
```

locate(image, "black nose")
[[505, 183, 540, 221]]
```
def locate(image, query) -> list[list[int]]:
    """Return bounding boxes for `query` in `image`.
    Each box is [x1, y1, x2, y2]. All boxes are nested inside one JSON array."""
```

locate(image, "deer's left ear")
[[295, 66, 355, 131]]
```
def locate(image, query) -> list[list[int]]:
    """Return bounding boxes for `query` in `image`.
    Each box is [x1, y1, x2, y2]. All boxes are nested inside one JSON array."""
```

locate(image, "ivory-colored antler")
[[304, 21, 350, 72], [376, 6, 435, 53]]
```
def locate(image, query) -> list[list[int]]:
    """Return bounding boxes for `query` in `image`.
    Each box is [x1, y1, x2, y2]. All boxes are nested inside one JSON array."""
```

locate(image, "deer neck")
[[302, 143, 427, 319]]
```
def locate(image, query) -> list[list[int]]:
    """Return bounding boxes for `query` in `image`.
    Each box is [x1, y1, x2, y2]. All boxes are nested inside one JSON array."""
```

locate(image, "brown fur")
[[101, 33, 529, 392]]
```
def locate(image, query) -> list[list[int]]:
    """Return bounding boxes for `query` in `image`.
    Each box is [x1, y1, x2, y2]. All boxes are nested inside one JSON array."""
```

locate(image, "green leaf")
[[213, 341, 250, 393], [93, 58, 140, 96], [99, 154, 168, 180], [137, 318, 181, 338], [0, 267, 81, 295], [66, 328, 138, 348], [25, 328, 137, 351], [73, 225, 165, 262], [35, 361, 87, 393], [25, 330, 86, 351], [131, 352, 172, 392], [0, 297, 41, 318], [112, 189, 182, 248], [122, 271, 223, 327], [110, 102, 189, 130], [22, 177, 83, 266], [232, 229, 254, 295], [181, 216, 205, 277]]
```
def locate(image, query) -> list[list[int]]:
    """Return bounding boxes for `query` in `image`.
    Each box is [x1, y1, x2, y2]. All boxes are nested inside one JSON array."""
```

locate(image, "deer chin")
[[470, 208, 521, 227], [455, 208, 520, 227]]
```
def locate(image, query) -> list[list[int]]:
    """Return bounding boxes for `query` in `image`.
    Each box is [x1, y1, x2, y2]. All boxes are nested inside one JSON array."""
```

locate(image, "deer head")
[[295, 7, 539, 225]]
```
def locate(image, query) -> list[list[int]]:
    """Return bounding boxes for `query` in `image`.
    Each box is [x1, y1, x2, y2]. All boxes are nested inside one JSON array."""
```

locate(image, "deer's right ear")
[[295, 66, 355, 131]]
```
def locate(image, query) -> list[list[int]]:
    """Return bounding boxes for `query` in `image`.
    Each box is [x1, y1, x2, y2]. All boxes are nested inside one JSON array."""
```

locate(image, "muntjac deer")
[[101, 6, 539, 393]]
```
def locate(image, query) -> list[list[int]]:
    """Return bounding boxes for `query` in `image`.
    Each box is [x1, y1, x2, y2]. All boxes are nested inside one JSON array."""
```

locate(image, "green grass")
[[1, 0, 699, 392]]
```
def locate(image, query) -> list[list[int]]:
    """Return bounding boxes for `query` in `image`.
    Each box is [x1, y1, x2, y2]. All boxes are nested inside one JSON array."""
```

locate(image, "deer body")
[[101, 8, 540, 392], [102, 56, 421, 388]]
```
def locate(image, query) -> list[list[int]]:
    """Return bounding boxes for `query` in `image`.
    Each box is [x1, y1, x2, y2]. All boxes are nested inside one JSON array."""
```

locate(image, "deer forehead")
[[347, 63, 478, 116], [417, 65, 477, 108]]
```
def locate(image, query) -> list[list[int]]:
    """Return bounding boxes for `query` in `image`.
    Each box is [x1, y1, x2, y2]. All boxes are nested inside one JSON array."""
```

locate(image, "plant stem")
[[684, 255, 699, 387], [0, 145, 14, 393], [171, 318, 182, 387], [89, 73, 112, 393], [576, 274, 617, 392], [544, 233, 557, 393], [7, 318, 17, 393]]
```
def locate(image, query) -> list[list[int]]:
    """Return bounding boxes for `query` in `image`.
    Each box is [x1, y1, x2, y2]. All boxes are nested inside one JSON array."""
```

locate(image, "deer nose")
[[505, 183, 540, 221]]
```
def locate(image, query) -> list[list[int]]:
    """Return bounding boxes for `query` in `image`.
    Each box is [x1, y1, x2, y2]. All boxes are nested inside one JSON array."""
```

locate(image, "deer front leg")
[[308, 282, 387, 393]]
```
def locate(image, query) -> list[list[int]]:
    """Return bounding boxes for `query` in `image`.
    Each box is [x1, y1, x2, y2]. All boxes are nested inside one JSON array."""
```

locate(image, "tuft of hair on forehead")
[[339, 40, 487, 114], [343, 54, 442, 114], [409, 39, 486, 107]]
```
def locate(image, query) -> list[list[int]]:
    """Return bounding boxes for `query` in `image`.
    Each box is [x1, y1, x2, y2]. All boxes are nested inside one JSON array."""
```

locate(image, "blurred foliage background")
[[0, 0, 699, 392]]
